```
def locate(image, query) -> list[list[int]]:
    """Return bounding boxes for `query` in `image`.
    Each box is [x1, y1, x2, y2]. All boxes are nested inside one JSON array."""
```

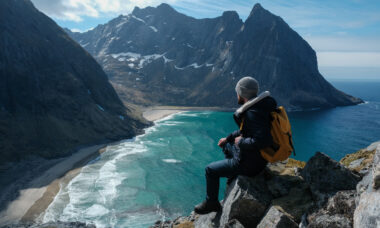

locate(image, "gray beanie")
[[235, 76, 259, 100]]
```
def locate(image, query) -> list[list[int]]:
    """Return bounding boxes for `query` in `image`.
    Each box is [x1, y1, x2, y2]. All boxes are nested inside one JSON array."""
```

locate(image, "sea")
[[41, 81, 380, 228]]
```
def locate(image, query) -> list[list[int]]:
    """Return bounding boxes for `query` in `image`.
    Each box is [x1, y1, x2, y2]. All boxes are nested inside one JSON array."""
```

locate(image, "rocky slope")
[[65, 3, 362, 110], [153, 141, 380, 228], [0, 0, 150, 166]]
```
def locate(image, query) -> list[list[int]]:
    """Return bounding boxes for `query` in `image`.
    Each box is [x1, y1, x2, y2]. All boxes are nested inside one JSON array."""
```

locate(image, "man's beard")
[[238, 96, 245, 105]]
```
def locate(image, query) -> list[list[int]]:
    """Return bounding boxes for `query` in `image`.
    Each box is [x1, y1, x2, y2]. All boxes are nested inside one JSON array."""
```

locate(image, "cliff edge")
[[153, 141, 380, 228]]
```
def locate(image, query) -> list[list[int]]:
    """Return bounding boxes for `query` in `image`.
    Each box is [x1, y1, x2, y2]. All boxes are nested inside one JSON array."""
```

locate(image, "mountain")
[[65, 3, 362, 110], [0, 0, 150, 165]]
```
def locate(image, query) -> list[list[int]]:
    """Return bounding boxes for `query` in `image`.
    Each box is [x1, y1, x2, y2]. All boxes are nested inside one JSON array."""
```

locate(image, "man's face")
[[237, 94, 245, 105]]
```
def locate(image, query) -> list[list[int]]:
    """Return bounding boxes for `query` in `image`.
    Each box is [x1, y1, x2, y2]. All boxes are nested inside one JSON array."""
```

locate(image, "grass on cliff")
[[340, 148, 376, 172], [286, 158, 306, 168]]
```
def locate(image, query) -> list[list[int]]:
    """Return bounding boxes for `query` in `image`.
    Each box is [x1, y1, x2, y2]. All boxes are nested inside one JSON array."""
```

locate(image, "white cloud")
[[304, 36, 380, 68], [31, 0, 99, 22], [305, 36, 380, 52], [31, 0, 177, 21], [70, 28, 83, 33], [317, 52, 380, 67]]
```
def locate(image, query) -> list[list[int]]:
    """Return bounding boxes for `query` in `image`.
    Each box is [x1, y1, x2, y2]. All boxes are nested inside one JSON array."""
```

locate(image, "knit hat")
[[235, 76, 259, 100]]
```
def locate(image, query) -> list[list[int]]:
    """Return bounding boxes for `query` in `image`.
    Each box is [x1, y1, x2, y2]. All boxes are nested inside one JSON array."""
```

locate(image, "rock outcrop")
[[353, 143, 380, 228], [0, 0, 150, 166], [152, 142, 380, 228], [257, 206, 298, 228], [65, 3, 362, 110]]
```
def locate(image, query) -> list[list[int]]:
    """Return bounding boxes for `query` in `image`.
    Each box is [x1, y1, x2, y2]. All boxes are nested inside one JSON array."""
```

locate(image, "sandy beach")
[[0, 106, 232, 226], [0, 144, 107, 226], [142, 105, 234, 121]]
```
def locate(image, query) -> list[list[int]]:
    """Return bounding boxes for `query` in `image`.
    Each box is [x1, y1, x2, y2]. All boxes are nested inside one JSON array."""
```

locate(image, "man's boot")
[[194, 200, 222, 214]]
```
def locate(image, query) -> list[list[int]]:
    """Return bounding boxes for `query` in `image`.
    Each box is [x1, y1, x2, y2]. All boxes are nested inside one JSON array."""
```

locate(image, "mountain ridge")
[[0, 0, 150, 165], [65, 3, 362, 109]]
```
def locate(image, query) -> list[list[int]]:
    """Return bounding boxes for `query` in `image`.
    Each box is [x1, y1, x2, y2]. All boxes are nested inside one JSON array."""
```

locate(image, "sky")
[[31, 0, 380, 81]]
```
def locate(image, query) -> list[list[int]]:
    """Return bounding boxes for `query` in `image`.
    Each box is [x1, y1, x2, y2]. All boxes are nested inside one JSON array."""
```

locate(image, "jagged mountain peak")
[[249, 3, 266, 15], [222, 10, 240, 20], [66, 3, 362, 110], [132, 3, 177, 17], [157, 3, 176, 12], [245, 3, 285, 25]]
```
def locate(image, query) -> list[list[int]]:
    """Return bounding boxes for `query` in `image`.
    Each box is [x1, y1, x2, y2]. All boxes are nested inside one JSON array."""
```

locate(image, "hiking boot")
[[194, 200, 222, 214]]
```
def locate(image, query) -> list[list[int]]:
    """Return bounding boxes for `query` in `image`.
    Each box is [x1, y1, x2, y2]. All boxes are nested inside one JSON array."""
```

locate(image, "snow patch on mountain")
[[111, 52, 174, 68], [131, 15, 146, 24], [149, 26, 158, 32]]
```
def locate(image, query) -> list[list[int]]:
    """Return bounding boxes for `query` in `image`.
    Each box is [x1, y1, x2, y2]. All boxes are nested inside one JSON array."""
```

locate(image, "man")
[[194, 76, 277, 214]]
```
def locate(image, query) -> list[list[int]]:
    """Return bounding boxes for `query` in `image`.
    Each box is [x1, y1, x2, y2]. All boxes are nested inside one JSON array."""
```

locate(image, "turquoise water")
[[42, 81, 380, 227]]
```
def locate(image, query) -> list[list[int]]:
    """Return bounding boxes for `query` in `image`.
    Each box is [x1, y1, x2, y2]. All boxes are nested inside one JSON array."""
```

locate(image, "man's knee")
[[205, 163, 218, 177]]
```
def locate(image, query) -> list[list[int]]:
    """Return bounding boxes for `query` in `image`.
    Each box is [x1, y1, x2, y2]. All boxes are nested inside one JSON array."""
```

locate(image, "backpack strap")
[[240, 117, 244, 131]]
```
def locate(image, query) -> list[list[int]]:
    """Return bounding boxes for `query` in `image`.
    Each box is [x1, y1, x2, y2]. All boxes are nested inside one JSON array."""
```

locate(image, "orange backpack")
[[260, 106, 295, 163]]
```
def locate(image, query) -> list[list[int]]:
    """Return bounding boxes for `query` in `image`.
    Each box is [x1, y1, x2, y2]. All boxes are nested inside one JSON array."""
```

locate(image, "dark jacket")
[[225, 96, 277, 172]]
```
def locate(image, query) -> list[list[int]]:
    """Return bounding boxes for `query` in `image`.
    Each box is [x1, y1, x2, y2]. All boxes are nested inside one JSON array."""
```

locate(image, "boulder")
[[301, 152, 361, 203], [257, 206, 298, 228], [219, 175, 272, 227], [224, 219, 244, 228], [265, 169, 304, 198], [271, 182, 314, 222], [325, 191, 356, 218], [354, 192, 380, 228], [193, 212, 219, 228], [307, 214, 352, 228], [307, 190, 356, 227], [353, 145, 380, 228], [372, 145, 380, 190]]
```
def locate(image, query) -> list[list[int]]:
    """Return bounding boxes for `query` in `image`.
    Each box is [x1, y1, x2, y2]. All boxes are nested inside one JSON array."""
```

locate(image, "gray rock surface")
[[307, 214, 352, 228], [301, 152, 361, 203], [307, 190, 356, 227], [65, 3, 362, 110], [372, 145, 380, 190], [257, 206, 298, 228], [224, 219, 244, 228], [354, 192, 380, 228], [219, 175, 272, 227], [353, 145, 380, 228]]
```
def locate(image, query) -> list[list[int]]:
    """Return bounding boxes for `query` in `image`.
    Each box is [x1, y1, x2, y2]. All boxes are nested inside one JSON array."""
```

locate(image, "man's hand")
[[234, 136, 242, 146], [218, 138, 227, 148]]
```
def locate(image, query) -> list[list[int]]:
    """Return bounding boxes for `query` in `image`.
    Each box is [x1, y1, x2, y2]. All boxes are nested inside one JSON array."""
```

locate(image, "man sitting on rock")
[[194, 76, 277, 214]]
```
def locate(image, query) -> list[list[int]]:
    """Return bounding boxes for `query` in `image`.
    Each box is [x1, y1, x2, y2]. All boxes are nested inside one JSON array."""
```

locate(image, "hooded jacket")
[[226, 92, 277, 170]]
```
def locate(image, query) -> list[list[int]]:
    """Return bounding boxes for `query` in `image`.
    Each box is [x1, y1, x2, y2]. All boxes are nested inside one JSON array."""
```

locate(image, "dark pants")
[[205, 148, 267, 202], [205, 158, 241, 202]]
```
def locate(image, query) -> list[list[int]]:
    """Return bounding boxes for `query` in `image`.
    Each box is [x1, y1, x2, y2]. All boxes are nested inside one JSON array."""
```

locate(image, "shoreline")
[[0, 144, 107, 226], [0, 106, 224, 226], [1, 105, 376, 226], [142, 105, 234, 122]]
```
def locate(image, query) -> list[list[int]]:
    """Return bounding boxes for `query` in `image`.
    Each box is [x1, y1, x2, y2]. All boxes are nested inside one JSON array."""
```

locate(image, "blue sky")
[[31, 0, 380, 80]]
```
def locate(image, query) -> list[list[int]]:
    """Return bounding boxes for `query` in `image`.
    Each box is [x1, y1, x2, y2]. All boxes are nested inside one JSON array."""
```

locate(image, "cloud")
[[317, 52, 380, 67], [305, 36, 380, 52], [304, 36, 380, 68], [31, 0, 99, 22], [31, 0, 177, 21]]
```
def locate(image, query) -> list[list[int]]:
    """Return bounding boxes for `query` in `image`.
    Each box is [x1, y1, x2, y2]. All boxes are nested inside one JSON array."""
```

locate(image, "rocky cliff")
[[153, 141, 380, 228], [65, 3, 362, 110], [0, 0, 150, 166]]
